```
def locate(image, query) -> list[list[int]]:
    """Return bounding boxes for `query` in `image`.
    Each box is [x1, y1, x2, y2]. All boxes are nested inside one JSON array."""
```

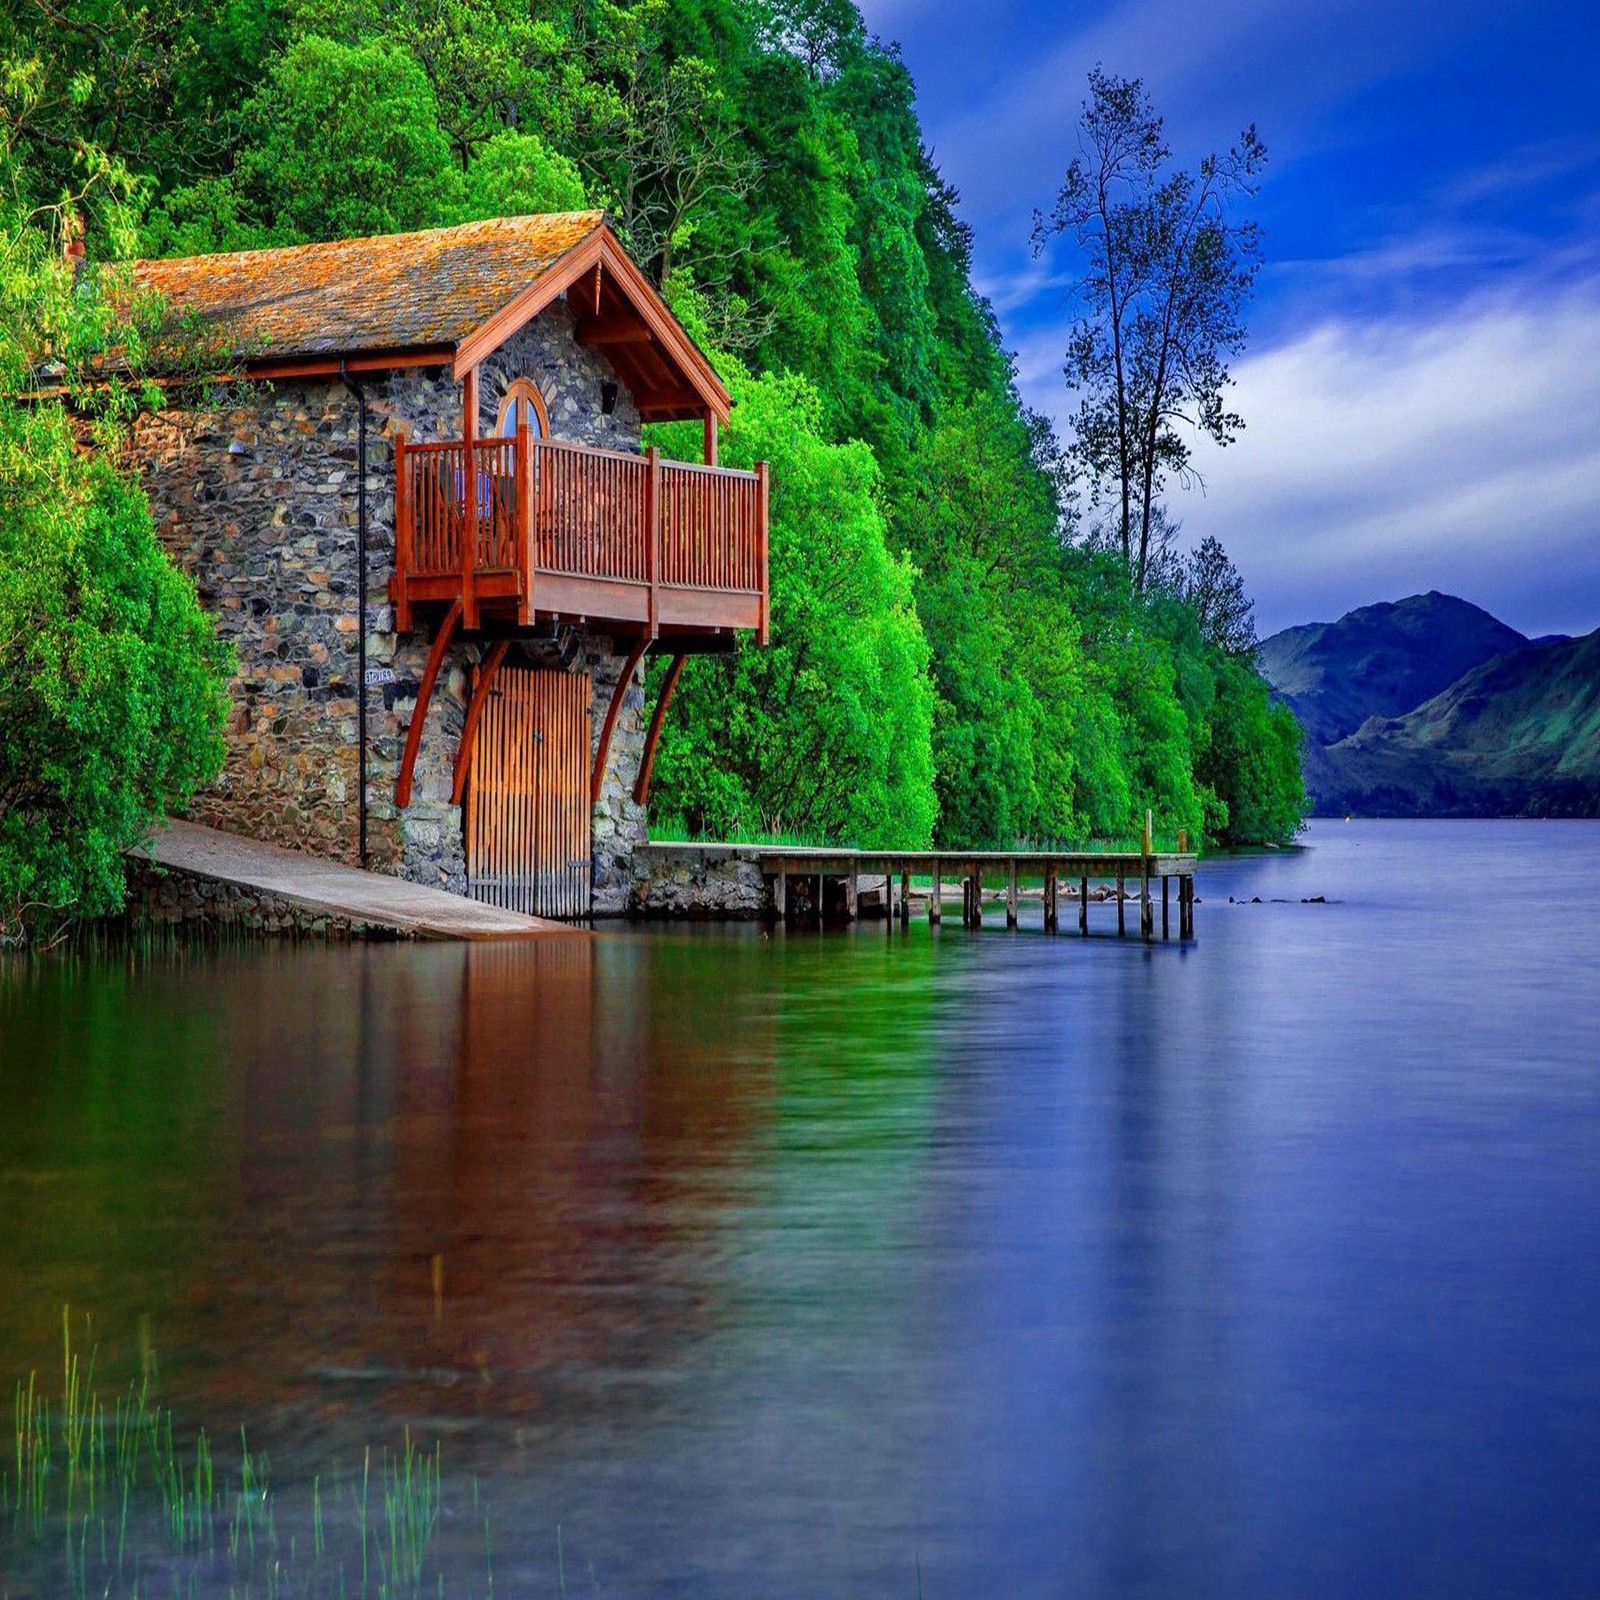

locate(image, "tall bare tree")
[[1034, 69, 1265, 594]]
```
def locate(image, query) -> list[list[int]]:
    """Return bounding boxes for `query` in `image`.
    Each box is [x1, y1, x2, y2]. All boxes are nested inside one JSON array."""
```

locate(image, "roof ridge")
[[132, 210, 608, 272]]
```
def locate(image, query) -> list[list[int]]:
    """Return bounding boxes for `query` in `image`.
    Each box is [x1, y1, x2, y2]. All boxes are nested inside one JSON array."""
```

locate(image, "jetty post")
[[1006, 862, 1019, 928], [930, 862, 943, 924]]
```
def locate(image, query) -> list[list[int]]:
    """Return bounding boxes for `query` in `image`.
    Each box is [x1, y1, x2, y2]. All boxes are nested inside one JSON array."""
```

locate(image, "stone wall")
[[476, 302, 643, 445], [625, 844, 775, 919], [132, 299, 651, 907], [123, 858, 386, 940]]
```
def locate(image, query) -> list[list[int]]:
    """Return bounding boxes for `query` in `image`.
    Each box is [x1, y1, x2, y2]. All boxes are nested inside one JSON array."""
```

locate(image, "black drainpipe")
[[339, 362, 370, 868]]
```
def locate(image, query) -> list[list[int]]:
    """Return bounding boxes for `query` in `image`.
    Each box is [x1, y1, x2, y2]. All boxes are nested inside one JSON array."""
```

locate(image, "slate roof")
[[132, 212, 607, 362]]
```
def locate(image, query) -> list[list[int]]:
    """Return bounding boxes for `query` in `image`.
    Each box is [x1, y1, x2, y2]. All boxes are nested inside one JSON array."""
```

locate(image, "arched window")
[[495, 378, 549, 440]]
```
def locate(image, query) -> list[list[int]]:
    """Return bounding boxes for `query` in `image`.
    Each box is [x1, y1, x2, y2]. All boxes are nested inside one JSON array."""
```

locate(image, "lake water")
[[3, 819, 1599, 1597]]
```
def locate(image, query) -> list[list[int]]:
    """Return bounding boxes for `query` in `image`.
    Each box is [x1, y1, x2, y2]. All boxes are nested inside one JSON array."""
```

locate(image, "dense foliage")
[[4, 0, 1303, 851], [0, 179, 231, 942]]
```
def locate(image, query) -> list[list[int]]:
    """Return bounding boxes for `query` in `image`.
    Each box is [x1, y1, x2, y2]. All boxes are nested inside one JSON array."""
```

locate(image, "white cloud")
[[866, 0, 1600, 638], [1058, 280, 1600, 638]]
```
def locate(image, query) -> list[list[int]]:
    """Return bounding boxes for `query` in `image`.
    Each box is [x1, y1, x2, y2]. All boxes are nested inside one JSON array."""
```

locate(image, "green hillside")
[[1307, 629, 1600, 817], [4, 0, 1306, 874], [1258, 591, 1527, 744]]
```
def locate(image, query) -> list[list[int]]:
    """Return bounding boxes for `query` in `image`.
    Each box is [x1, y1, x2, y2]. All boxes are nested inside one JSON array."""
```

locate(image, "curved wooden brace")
[[450, 639, 511, 806], [395, 599, 462, 809], [591, 636, 650, 805], [632, 652, 686, 807]]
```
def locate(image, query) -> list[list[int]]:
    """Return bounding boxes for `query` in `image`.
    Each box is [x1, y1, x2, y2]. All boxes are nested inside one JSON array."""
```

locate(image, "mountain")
[[1258, 592, 1528, 744], [1306, 629, 1600, 817]]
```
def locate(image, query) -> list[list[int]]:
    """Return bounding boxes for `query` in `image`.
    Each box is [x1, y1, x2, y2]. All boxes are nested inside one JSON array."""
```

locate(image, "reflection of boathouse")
[[130, 214, 769, 918]]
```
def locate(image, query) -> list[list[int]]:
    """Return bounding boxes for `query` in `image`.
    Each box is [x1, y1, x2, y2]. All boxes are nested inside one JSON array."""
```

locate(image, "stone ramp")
[[139, 820, 576, 940]]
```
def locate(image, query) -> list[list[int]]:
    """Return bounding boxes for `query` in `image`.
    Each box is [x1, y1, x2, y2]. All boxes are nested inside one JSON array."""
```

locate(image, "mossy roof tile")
[[132, 212, 607, 361]]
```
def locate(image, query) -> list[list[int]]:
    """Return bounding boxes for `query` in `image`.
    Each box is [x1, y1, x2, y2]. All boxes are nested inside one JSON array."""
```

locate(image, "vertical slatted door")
[[466, 667, 592, 919]]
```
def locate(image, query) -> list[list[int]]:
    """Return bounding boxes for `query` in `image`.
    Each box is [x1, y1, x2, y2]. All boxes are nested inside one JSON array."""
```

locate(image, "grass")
[[2, 1310, 496, 1599], [647, 812, 840, 849], [650, 814, 1196, 856]]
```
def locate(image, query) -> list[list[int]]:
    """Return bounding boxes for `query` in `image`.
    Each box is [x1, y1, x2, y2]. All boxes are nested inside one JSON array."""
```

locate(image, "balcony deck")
[[389, 427, 768, 647]]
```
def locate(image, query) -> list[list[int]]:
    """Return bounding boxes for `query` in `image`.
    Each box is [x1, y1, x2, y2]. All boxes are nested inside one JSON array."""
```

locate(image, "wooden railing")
[[661, 460, 765, 591], [404, 435, 522, 575], [394, 424, 768, 637]]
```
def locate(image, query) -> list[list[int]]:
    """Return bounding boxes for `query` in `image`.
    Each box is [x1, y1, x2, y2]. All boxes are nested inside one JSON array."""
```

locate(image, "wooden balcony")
[[390, 424, 769, 645]]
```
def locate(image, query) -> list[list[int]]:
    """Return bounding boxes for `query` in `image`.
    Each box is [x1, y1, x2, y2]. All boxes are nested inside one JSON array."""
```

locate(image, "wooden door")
[[466, 666, 592, 919]]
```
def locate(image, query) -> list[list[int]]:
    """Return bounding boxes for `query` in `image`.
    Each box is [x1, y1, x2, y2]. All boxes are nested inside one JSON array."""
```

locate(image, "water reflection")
[[3, 823, 1600, 1597]]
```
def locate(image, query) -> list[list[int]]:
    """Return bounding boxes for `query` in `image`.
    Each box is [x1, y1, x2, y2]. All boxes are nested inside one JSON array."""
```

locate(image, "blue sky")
[[855, 0, 1600, 638]]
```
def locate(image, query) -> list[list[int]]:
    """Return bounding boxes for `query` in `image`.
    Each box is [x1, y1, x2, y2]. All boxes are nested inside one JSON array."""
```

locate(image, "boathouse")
[[128, 213, 769, 917]]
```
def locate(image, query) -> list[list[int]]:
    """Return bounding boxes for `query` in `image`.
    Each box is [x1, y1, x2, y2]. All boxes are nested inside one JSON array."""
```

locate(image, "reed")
[[6, 1311, 499, 1599], [382, 1429, 441, 1592]]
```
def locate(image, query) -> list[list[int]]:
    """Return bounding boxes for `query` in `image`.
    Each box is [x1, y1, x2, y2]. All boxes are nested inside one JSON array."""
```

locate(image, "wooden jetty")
[[743, 839, 1198, 941]]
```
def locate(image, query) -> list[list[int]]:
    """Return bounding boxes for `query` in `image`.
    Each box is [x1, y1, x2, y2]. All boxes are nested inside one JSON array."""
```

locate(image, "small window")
[[495, 378, 549, 440]]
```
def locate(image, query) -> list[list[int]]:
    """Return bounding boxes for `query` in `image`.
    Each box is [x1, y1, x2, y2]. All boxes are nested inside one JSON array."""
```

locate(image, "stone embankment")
[[626, 843, 774, 918]]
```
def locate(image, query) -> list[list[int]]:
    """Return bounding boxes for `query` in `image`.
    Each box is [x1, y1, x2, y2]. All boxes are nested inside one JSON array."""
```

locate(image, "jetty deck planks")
[[649, 844, 1200, 941]]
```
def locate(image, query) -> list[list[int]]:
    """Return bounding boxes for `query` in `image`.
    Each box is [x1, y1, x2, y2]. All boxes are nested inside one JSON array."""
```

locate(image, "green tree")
[[0, 188, 231, 941], [646, 367, 937, 847], [1182, 533, 1258, 658], [455, 130, 586, 221], [1199, 657, 1304, 845], [897, 393, 1067, 843], [148, 36, 461, 251], [0, 0, 288, 205]]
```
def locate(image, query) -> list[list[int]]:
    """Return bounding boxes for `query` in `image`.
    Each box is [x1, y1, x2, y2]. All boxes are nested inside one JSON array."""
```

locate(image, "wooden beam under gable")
[[632, 388, 702, 417], [575, 322, 654, 347], [454, 227, 731, 423]]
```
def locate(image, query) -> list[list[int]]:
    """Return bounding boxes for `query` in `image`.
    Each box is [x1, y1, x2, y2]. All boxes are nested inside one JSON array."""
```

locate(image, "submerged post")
[[1006, 861, 1019, 929], [1080, 875, 1089, 936], [1117, 868, 1126, 937], [930, 861, 942, 924]]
